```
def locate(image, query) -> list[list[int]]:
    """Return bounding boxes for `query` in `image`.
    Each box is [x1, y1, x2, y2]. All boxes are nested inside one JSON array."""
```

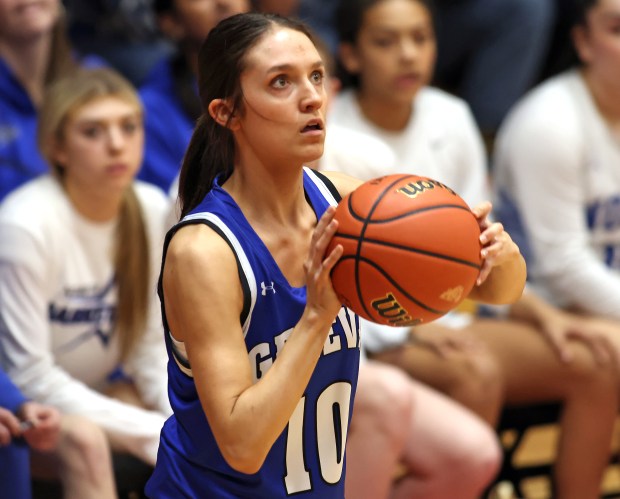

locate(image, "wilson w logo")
[[371, 293, 420, 327]]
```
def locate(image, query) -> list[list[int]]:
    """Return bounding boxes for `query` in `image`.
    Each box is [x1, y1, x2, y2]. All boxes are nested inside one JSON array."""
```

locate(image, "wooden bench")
[[492, 402, 620, 498]]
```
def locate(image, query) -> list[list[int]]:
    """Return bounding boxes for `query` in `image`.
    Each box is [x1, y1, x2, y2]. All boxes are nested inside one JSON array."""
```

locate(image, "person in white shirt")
[[329, 0, 619, 497], [306, 33, 504, 499], [0, 67, 171, 497], [494, 0, 620, 322]]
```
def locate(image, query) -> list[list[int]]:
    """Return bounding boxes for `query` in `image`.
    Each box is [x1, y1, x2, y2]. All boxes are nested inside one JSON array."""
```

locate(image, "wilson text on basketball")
[[396, 178, 456, 199], [370, 293, 422, 327]]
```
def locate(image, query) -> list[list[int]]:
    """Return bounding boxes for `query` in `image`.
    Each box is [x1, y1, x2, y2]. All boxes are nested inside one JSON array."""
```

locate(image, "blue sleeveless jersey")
[[146, 168, 361, 498]]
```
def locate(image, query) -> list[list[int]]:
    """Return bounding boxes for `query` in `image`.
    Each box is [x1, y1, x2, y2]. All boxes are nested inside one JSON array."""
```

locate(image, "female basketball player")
[[145, 12, 525, 498], [0, 67, 171, 496], [330, 0, 619, 497], [159, 11, 506, 499]]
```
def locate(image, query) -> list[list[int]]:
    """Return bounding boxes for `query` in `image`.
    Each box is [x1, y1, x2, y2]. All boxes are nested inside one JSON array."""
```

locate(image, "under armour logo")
[[261, 281, 276, 296]]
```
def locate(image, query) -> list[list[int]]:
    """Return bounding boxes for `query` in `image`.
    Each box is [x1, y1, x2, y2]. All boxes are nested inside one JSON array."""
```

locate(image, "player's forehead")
[[243, 27, 322, 75]]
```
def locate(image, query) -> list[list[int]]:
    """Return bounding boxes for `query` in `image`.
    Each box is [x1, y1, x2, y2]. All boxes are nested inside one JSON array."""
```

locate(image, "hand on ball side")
[[304, 206, 344, 324], [472, 201, 522, 287]]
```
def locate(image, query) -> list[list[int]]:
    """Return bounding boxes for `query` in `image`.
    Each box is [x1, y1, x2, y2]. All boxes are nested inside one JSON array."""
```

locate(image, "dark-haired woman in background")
[[0, 0, 103, 201], [138, 0, 250, 192], [329, 1, 620, 498]]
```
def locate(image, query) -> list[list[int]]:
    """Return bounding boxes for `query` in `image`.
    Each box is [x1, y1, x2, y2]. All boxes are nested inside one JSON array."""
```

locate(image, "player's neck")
[[224, 165, 309, 227]]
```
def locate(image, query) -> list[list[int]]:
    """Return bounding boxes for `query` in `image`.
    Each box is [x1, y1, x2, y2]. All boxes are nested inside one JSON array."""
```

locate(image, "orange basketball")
[[327, 174, 482, 327]]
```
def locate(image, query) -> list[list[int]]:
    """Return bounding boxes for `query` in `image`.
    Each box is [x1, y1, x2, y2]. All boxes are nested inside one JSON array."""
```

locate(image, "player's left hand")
[[472, 201, 521, 285]]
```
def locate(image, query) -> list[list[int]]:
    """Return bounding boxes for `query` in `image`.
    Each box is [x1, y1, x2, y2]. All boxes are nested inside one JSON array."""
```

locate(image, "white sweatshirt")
[[0, 175, 172, 464], [329, 87, 488, 206], [493, 69, 620, 318]]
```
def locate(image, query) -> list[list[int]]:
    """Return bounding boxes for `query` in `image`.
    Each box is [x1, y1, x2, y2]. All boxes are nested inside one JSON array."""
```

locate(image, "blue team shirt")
[[138, 57, 195, 193], [0, 58, 47, 202], [0, 56, 105, 202], [0, 369, 27, 413], [0, 369, 30, 499], [146, 168, 361, 498]]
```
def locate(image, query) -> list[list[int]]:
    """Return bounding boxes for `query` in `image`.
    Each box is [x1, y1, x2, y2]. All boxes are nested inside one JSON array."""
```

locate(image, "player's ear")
[[208, 98, 240, 130], [338, 42, 361, 75]]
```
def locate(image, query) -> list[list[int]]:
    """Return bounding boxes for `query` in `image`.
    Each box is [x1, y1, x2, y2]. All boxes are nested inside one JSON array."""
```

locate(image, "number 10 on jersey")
[[284, 381, 353, 494]]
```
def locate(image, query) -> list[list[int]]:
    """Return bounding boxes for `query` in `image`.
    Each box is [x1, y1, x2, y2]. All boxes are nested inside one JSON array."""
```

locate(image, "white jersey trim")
[[304, 167, 338, 207], [169, 332, 194, 378], [183, 212, 258, 337]]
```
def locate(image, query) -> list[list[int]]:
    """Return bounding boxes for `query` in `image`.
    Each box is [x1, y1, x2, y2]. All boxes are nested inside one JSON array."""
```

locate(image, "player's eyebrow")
[[265, 60, 324, 74]]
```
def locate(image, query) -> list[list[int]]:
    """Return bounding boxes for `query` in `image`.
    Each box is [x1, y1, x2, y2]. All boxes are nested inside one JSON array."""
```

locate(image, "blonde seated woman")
[[0, 68, 171, 498]]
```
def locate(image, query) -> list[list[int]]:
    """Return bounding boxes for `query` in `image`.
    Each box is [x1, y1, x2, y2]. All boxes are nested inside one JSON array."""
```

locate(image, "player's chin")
[[299, 143, 325, 164]]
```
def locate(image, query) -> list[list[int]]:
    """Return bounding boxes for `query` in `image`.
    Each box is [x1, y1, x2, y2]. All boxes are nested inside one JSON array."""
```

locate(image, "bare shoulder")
[[165, 223, 237, 281], [163, 223, 243, 342], [321, 170, 364, 199]]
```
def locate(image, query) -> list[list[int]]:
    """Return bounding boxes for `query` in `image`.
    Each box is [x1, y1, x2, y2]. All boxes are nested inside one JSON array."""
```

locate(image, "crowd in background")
[[1, 0, 619, 498]]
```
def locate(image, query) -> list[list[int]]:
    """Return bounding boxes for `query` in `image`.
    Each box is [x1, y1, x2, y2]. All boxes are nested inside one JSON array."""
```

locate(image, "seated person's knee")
[[58, 415, 111, 474], [355, 363, 414, 442]]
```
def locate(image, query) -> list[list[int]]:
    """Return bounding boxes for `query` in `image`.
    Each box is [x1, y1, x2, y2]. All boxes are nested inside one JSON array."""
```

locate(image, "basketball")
[[327, 174, 482, 327]]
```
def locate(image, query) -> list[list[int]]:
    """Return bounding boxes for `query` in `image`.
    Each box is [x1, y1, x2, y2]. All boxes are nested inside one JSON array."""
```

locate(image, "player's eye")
[[310, 70, 324, 85], [271, 75, 289, 89]]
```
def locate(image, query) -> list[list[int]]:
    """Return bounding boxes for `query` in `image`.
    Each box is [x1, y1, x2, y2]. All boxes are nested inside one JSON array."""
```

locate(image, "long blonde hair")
[[38, 68, 150, 361]]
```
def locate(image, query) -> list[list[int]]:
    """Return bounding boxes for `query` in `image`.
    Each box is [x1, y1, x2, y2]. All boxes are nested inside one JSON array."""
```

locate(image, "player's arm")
[[163, 208, 343, 474]]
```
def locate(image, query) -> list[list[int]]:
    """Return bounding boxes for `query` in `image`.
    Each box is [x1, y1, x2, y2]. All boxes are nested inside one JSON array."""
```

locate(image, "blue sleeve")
[[0, 369, 27, 413]]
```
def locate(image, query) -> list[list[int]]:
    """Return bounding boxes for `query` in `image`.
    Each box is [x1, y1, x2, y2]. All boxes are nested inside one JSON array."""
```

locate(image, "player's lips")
[[300, 118, 324, 134]]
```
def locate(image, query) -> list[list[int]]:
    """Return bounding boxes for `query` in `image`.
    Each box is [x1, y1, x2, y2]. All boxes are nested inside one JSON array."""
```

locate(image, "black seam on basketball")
[[370, 240, 481, 268], [345, 202, 472, 223], [346, 174, 418, 222], [338, 255, 449, 315], [354, 174, 413, 319], [365, 204, 473, 223], [335, 233, 481, 269]]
